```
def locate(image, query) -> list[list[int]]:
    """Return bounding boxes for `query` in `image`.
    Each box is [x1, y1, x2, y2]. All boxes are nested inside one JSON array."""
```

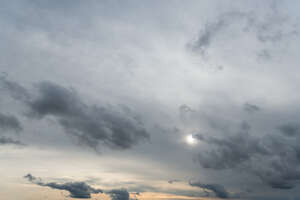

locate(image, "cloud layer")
[[1, 1, 300, 200]]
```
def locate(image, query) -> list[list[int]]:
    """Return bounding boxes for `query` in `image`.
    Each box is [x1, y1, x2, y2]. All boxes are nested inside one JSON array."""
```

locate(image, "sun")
[[185, 134, 197, 145]]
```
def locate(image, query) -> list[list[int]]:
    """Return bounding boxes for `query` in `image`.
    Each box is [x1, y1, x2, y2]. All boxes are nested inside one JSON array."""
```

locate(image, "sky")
[[1, 0, 300, 200]]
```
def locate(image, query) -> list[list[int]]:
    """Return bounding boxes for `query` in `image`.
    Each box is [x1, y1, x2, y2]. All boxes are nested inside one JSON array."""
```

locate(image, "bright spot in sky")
[[185, 134, 197, 145]]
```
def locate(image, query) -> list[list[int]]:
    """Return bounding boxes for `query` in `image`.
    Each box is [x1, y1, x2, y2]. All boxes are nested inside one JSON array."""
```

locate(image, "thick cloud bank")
[[188, 106, 300, 190], [1, 77, 149, 150]]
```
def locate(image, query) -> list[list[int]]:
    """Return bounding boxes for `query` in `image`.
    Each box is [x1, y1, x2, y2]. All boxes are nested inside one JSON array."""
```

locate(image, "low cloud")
[[167, 179, 181, 184], [24, 174, 103, 198], [180, 101, 300, 190], [195, 130, 268, 169], [189, 181, 229, 199], [0, 111, 24, 146], [0, 136, 24, 146], [24, 174, 139, 200], [0, 112, 22, 133], [0, 75, 30, 102], [1, 78, 150, 150], [194, 123, 300, 189], [107, 189, 130, 200], [277, 123, 300, 136]]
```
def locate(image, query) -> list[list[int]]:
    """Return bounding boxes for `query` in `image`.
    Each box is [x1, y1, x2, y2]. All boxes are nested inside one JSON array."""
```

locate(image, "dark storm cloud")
[[28, 81, 149, 150], [195, 130, 268, 170], [107, 189, 130, 200], [1, 78, 149, 150], [277, 123, 300, 136], [244, 103, 260, 113], [194, 122, 300, 189], [24, 174, 103, 199], [0, 112, 22, 133], [0, 136, 24, 146], [189, 181, 229, 199]]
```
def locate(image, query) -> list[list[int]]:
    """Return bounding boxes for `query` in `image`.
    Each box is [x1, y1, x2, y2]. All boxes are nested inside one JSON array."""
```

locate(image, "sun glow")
[[185, 134, 197, 145]]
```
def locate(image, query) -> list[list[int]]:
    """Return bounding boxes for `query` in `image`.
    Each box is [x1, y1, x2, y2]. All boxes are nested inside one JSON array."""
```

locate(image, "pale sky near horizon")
[[1, 1, 300, 200]]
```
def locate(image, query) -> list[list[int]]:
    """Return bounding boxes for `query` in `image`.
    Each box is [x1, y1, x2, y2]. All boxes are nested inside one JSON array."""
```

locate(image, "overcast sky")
[[1, 1, 300, 200]]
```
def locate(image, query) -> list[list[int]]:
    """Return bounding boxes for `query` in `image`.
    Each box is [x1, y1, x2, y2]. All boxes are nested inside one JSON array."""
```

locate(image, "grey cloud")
[[1, 78, 150, 150], [192, 133, 205, 141], [187, 11, 254, 55], [29, 81, 149, 150], [126, 183, 212, 199], [0, 136, 24, 146], [189, 181, 229, 199], [167, 179, 181, 184], [0, 75, 30, 102], [24, 173, 103, 199], [188, 17, 227, 55], [196, 130, 268, 170], [188, 4, 298, 57], [0, 112, 22, 133], [0, 111, 24, 146], [257, 49, 272, 61], [180, 101, 300, 190], [194, 123, 300, 189], [125, 183, 206, 198], [179, 104, 195, 122], [244, 103, 260, 113], [277, 123, 300, 136], [107, 189, 130, 200]]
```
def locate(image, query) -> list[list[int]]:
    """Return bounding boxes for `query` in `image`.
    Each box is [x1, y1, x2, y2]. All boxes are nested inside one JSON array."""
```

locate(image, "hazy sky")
[[1, 1, 300, 200]]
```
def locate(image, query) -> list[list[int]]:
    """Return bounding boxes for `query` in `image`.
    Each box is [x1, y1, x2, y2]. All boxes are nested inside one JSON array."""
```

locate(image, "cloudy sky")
[[1, 0, 300, 200]]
